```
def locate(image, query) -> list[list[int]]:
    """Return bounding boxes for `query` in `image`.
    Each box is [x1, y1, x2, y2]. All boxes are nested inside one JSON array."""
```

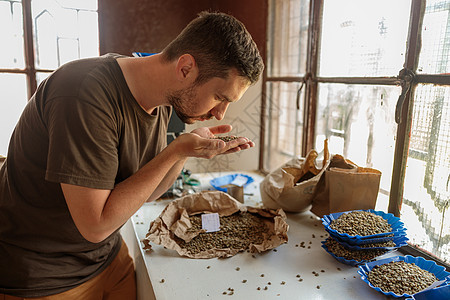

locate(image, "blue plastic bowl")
[[407, 284, 450, 300], [209, 174, 254, 192], [339, 235, 409, 251], [357, 255, 450, 298], [322, 209, 406, 245], [321, 240, 393, 266]]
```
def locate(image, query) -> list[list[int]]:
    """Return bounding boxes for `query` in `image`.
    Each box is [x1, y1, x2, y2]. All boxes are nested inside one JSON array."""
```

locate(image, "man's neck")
[[117, 54, 169, 115]]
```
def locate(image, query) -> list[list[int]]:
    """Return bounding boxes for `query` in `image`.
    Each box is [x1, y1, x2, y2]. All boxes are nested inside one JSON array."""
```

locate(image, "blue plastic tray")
[[210, 174, 254, 192], [320, 240, 392, 266], [339, 235, 409, 251], [407, 284, 450, 300], [326, 228, 407, 245], [358, 255, 450, 298], [322, 209, 406, 245]]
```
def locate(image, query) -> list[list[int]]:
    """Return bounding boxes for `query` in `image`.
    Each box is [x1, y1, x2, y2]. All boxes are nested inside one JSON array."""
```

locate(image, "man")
[[0, 11, 263, 299]]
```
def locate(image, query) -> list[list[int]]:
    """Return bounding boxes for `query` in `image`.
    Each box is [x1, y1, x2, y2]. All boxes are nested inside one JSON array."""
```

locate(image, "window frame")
[[261, 0, 450, 270], [0, 0, 74, 100]]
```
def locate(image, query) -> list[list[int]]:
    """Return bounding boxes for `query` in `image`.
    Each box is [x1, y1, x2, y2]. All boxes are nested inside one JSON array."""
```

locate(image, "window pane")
[[0, 74, 28, 156], [32, 0, 99, 69], [315, 83, 401, 211], [78, 10, 99, 58], [36, 71, 51, 87], [55, 0, 97, 10], [319, 0, 411, 77], [402, 84, 450, 263], [267, 0, 310, 77], [0, 0, 25, 69], [264, 82, 304, 171], [417, 0, 450, 74]]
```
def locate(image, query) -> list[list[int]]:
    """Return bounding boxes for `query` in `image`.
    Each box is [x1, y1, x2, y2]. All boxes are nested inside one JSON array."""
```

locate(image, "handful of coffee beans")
[[210, 135, 240, 142]]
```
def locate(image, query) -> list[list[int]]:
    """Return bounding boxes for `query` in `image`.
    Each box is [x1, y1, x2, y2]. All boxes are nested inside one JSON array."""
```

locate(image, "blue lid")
[[210, 174, 254, 192]]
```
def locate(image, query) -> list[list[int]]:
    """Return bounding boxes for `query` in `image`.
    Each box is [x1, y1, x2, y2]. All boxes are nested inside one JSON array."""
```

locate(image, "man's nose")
[[213, 102, 229, 120]]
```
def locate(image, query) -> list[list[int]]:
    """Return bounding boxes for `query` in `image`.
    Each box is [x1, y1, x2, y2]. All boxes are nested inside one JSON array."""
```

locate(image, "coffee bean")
[[324, 237, 387, 261]]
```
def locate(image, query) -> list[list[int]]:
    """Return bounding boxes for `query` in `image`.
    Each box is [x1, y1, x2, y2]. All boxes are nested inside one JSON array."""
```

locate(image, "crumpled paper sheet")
[[143, 190, 289, 259]]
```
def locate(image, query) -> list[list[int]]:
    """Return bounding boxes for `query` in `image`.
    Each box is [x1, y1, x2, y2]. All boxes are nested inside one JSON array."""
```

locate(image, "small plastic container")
[[209, 174, 254, 192], [210, 174, 254, 203]]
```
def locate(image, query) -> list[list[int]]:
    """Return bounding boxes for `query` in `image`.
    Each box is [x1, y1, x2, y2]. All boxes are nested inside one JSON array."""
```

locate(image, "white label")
[[230, 175, 248, 187], [201, 213, 220, 233]]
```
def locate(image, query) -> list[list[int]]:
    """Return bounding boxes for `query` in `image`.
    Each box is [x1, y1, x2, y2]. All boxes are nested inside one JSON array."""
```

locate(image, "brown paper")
[[143, 191, 289, 259], [310, 154, 382, 217], [260, 141, 330, 213]]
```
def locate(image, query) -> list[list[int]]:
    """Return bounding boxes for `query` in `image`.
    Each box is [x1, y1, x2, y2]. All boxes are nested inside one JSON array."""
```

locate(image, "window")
[[0, 0, 98, 155], [265, 0, 450, 264]]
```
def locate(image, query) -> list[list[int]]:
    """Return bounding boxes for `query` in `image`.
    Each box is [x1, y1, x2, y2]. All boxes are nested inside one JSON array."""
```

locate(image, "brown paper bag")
[[143, 191, 289, 258], [260, 141, 330, 213], [310, 154, 382, 217]]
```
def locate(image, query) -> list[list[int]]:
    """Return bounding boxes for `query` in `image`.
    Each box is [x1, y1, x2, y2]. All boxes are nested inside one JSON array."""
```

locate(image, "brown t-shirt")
[[0, 54, 171, 297]]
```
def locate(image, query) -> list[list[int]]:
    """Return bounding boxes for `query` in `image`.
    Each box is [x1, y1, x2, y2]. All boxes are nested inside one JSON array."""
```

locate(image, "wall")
[[98, 0, 267, 172], [98, 0, 267, 59]]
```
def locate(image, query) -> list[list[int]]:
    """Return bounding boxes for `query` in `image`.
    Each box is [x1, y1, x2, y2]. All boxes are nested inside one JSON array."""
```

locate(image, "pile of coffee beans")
[[330, 211, 392, 236], [210, 135, 239, 142], [359, 240, 396, 248], [367, 261, 438, 295], [177, 212, 269, 254], [324, 237, 387, 261]]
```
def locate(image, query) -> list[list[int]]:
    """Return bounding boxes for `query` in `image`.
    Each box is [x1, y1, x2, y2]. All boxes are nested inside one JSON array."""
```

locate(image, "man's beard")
[[167, 85, 212, 124]]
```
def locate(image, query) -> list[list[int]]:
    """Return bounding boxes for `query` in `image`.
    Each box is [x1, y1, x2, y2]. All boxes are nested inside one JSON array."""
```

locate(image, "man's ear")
[[176, 54, 198, 82]]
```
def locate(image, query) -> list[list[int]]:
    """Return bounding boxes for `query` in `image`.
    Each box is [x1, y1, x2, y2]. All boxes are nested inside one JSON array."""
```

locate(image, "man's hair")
[[161, 11, 264, 85]]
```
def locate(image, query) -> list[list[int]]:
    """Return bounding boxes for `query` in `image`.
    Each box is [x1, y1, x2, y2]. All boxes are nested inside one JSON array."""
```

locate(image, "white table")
[[122, 171, 398, 300]]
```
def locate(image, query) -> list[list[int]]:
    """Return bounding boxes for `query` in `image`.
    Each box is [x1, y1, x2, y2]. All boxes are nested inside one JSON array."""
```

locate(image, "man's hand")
[[173, 125, 254, 159]]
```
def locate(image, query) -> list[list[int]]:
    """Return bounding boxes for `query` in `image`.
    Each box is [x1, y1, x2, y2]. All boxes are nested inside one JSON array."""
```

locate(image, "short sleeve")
[[44, 95, 120, 189]]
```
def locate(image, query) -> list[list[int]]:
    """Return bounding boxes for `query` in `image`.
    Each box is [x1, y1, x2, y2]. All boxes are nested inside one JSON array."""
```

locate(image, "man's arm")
[[61, 142, 181, 243], [146, 157, 187, 202], [61, 127, 252, 243]]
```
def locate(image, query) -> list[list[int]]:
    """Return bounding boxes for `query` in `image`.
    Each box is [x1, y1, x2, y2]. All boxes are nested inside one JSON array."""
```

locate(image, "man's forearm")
[[147, 157, 188, 201]]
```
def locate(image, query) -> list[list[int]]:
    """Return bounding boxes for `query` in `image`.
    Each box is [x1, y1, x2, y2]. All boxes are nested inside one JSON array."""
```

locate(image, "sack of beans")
[[260, 141, 330, 213], [143, 190, 289, 258]]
